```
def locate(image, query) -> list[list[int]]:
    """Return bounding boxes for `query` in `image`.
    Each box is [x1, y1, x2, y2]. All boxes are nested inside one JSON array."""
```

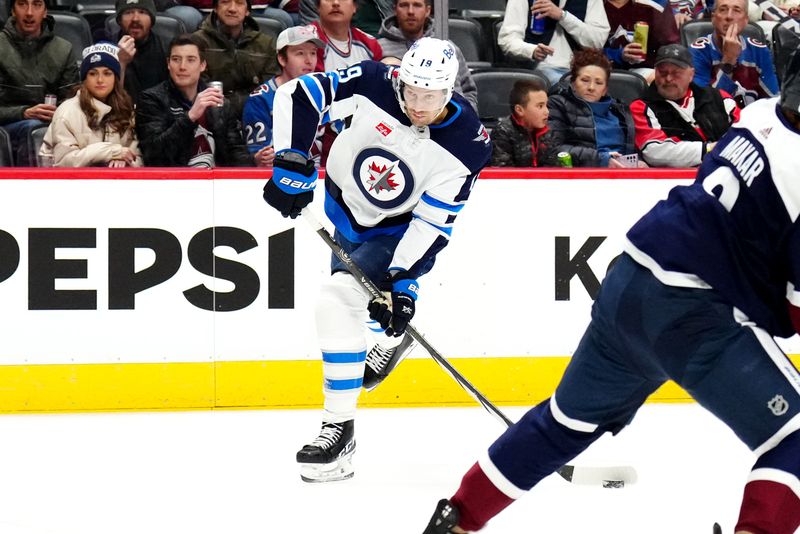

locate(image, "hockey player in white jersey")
[[262, 37, 491, 483], [423, 53, 800, 533]]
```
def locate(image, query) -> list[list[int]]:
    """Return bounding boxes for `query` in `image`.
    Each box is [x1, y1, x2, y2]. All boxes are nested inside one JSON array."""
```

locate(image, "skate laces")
[[366, 344, 393, 372], [310, 423, 343, 450]]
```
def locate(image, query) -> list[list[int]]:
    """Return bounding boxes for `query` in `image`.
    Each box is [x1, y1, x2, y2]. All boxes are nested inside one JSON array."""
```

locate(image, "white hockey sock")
[[317, 272, 370, 423]]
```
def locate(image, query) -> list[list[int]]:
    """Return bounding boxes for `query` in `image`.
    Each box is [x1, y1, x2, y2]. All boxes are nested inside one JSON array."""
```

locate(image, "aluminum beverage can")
[[44, 94, 57, 106], [633, 21, 649, 59], [530, 13, 545, 35], [557, 151, 573, 167], [209, 81, 224, 106]]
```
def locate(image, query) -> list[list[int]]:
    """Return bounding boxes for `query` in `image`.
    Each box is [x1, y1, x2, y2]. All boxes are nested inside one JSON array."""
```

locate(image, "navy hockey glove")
[[367, 273, 418, 337], [263, 151, 317, 219]]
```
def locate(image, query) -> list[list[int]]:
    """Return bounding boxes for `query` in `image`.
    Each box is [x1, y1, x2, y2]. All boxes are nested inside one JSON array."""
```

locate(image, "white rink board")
[[1, 177, 798, 365]]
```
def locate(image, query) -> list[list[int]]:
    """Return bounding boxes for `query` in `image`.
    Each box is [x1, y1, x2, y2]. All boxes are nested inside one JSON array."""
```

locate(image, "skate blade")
[[299, 456, 354, 483]]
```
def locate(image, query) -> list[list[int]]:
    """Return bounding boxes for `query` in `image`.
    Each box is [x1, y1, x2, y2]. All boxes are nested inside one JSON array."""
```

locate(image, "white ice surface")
[[0, 404, 754, 534]]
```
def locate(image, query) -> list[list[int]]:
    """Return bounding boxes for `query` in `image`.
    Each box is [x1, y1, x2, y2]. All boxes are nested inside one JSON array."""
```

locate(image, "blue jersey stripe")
[[325, 377, 364, 390], [322, 350, 366, 364], [421, 192, 464, 212], [300, 76, 325, 112]]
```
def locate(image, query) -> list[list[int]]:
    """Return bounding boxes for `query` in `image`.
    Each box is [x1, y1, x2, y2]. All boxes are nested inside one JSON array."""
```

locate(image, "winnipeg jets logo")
[[367, 161, 399, 193], [353, 147, 414, 208], [768, 395, 788, 416]]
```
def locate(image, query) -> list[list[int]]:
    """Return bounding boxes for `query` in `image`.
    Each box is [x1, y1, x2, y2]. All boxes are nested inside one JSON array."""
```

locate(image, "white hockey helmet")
[[394, 37, 459, 114]]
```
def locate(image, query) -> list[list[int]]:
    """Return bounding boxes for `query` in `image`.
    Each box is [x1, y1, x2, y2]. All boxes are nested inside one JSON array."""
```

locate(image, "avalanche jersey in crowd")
[[689, 34, 779, 106], [243, 78, 279, 154], [625, 98, 800, 338], [309, 20, 383, 72], [271, 60, 491, 278], [669, 0, 707, 18], [243, 78, 322, 163]]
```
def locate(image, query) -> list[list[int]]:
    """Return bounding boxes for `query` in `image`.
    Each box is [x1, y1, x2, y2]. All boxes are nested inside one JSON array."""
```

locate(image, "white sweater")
[[40, 91, 143, 167], [498, 0, 611, 69]]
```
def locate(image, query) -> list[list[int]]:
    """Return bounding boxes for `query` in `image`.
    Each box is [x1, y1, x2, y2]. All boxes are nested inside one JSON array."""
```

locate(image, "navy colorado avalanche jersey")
[[626, 97, 800, 338]]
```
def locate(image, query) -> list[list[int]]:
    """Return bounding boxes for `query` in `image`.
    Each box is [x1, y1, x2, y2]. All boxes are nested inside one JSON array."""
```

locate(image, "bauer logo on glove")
[[263, 150, 317, 219]]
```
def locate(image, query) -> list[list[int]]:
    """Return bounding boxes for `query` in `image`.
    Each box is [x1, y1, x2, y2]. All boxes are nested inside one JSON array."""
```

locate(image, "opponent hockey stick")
[[300, 207, 638, 488]]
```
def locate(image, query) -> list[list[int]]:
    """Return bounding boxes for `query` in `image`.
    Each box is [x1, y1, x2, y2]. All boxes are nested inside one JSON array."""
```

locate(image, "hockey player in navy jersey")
[[261, 37, 492, 483], [423, 52, 800, 534]]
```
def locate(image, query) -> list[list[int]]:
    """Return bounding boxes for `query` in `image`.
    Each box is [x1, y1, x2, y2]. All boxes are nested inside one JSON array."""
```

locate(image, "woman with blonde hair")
[[40, 42, 142, 167]]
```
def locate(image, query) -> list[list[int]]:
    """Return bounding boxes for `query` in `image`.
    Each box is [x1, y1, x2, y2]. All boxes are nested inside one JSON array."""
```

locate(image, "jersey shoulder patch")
[[690, 36, 712, 49], [746, 36, 768, 48]]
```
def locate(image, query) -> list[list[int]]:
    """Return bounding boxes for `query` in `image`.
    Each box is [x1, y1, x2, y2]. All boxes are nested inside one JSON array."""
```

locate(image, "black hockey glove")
[[367, 272, 419, 337], [263, 151, 317, 219]]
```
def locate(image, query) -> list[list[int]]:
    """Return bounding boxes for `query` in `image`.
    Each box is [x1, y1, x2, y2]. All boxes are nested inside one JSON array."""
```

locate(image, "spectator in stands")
[[242, 24, 323, 166], [604, 0, 680, 77], [178, 0, 293, 30], [0, 0, 79, 166], [311, 0, 382, 71], [670, 0, 709, 27], [492, 79, 558, 167], [193, 0, 280, 116], [547, 48, 640, 167], [689, 0, 778, 106], [309, 0, 382, 164], [784, 0, 800, 19], [114, 0, 170, 105], [377, 0, 477, 111], [301, 0, 393, 36], [498, 0, 610, 85], [40, 43, 142, 167], [631, 43, 740, 167], [136, 34, 253, 166]]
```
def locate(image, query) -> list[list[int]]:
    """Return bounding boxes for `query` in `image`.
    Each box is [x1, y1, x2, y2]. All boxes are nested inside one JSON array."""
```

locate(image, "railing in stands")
[[0, 167, 699, 180]]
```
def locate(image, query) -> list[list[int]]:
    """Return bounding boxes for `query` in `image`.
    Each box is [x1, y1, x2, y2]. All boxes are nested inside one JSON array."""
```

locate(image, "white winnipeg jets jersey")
[[272, 60, 492, 278]]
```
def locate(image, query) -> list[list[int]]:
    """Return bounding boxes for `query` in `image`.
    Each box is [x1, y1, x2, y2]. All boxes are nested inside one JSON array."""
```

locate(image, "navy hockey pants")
[[489, 253, 800, 492]]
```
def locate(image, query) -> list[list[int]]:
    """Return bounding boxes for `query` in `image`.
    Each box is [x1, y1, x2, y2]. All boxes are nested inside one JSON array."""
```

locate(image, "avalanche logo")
[[352, 147, 414, 209]]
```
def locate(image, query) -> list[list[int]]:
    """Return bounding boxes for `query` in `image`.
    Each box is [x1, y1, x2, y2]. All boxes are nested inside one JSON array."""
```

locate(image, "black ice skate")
[[423, 499, 460, 534], [296, 420, 355, 483], [363, 334, 417, 391]]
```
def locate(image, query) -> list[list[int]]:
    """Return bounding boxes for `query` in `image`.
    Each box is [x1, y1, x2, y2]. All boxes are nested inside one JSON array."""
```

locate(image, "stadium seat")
[[27, 125, 48, 167], [681, 20, 767, 47], [105, 13, 187, 45], [250, 9, 286, 34], [608, 70, 649, 103], [773, 24, 800, 82], [0, 127, 13, 167], [450, 0, 505, 20], [252, 15, 285, 39], [448, 0, 506, 11], [553, 70, 648, 104], [471, 68, 550, 128], [50, 11, 93, 56], [448, 18, 492, 70]]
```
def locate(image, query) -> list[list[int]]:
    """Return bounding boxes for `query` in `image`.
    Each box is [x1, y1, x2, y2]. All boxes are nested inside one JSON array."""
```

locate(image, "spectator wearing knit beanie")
[[114, 0, 170, 104]]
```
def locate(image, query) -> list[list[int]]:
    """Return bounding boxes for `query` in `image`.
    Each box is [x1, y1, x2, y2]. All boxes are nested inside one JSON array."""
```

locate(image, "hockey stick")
[[300, 207, 638, 488]]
